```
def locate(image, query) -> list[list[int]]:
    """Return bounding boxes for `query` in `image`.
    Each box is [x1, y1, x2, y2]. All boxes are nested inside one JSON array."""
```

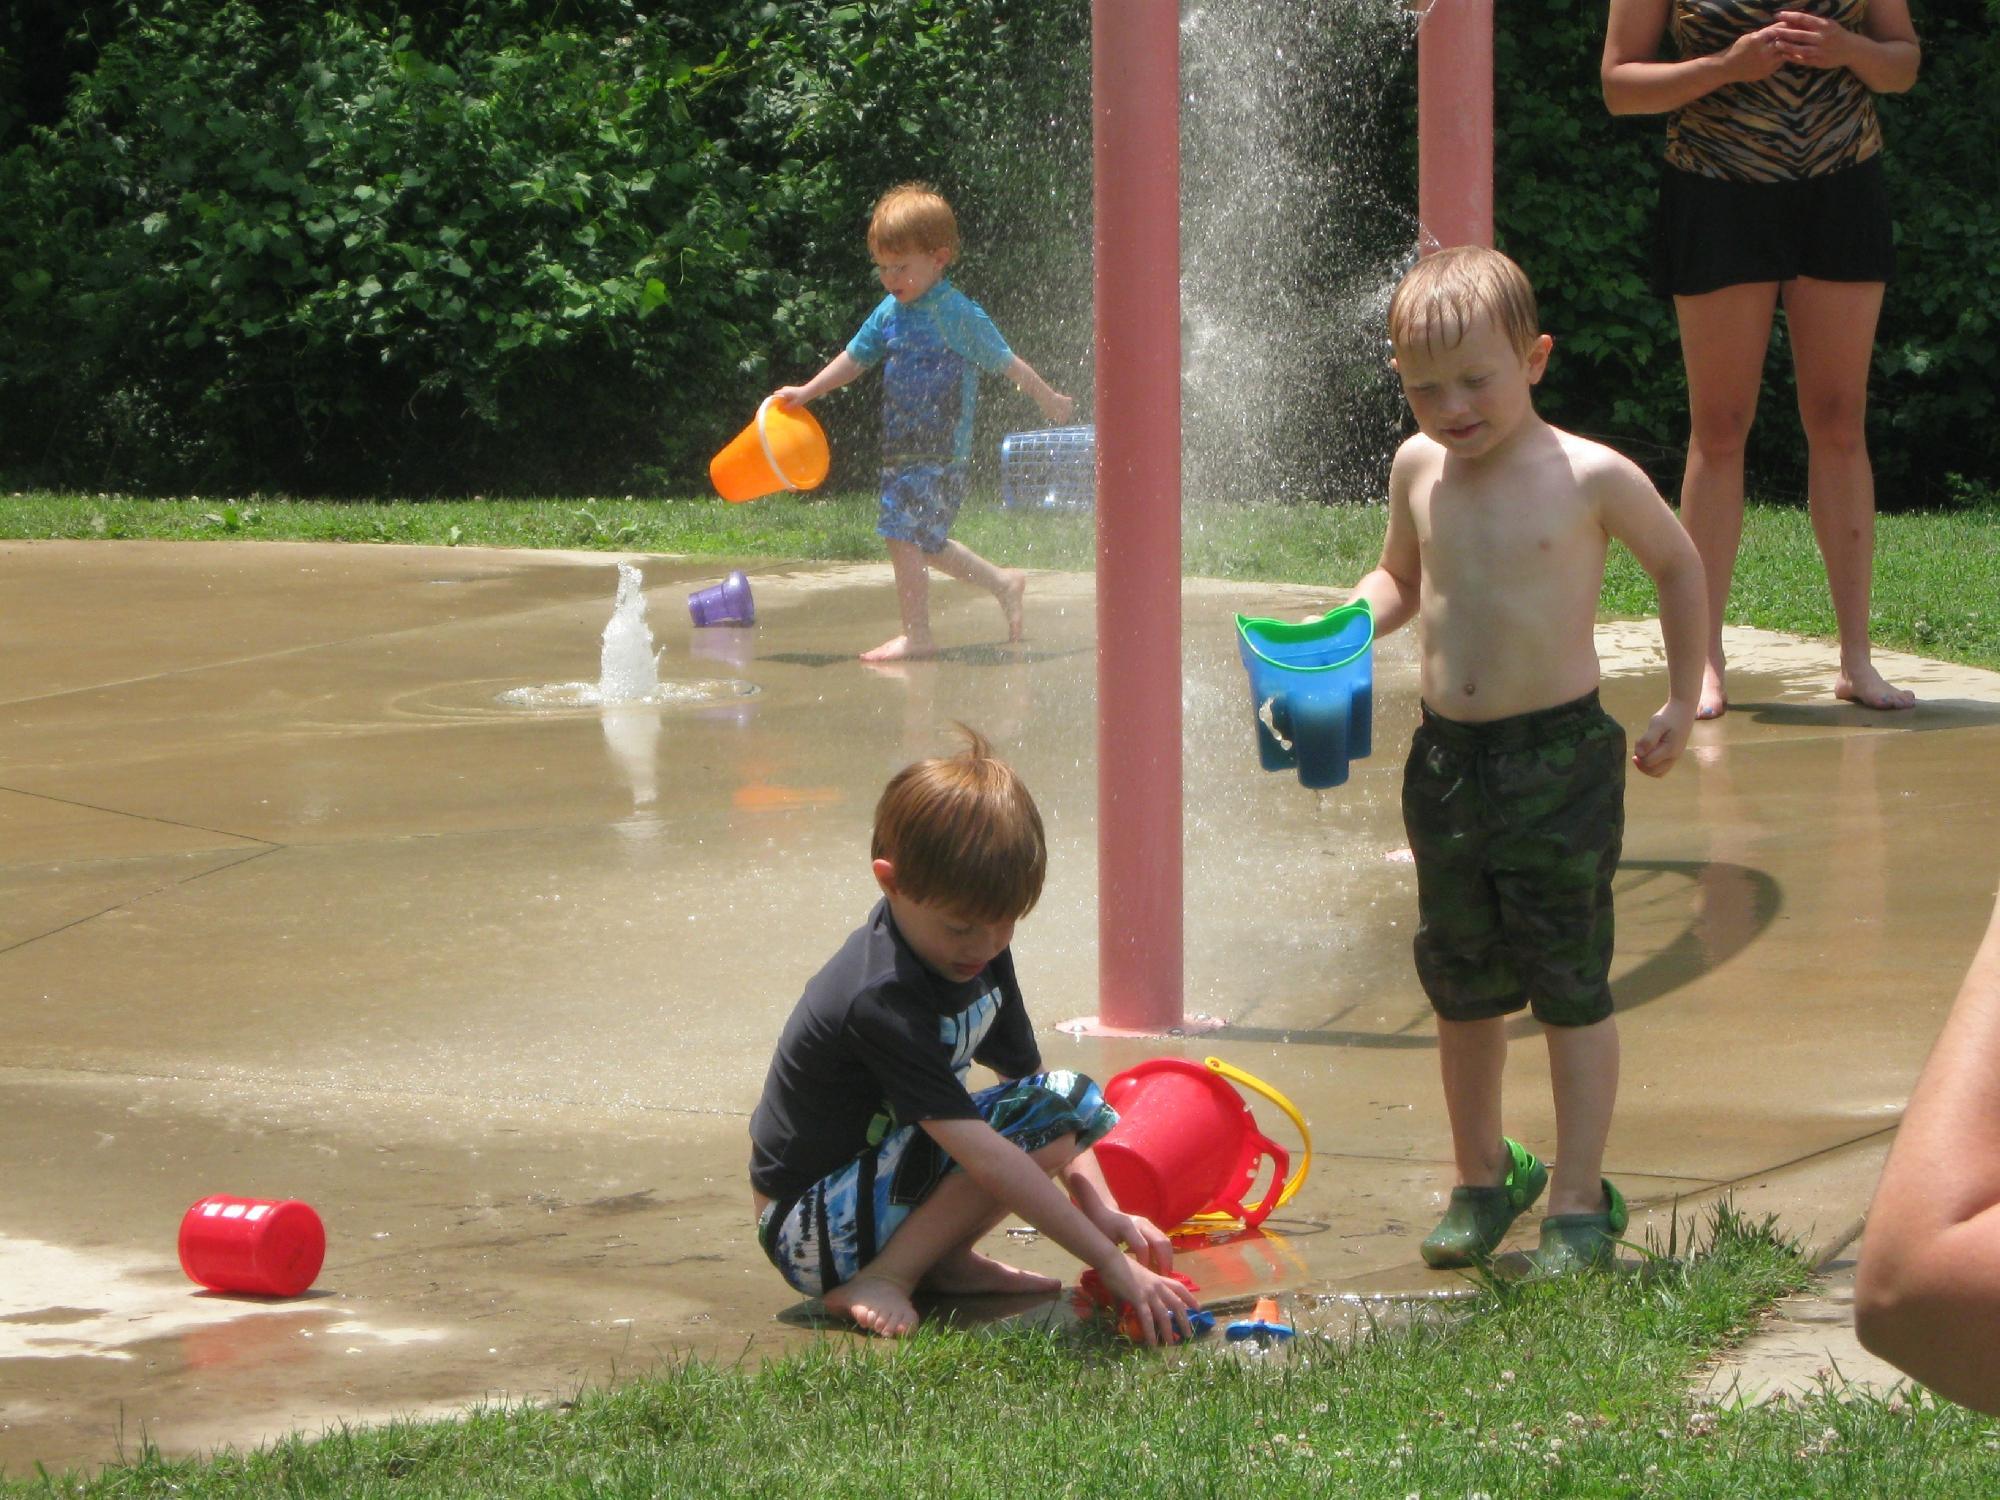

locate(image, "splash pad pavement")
[[3, 539, 1996, 1472]]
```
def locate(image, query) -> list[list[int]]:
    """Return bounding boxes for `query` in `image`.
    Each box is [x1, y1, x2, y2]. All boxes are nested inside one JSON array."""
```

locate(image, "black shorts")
[[1652, 155, 1894, 298]]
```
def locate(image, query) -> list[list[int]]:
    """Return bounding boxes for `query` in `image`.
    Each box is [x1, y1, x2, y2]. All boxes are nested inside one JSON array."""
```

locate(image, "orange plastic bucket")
[[1095, 1059, 1292, 1231], [709, 397, 830, 502], [178, 1194, 326, 1297]]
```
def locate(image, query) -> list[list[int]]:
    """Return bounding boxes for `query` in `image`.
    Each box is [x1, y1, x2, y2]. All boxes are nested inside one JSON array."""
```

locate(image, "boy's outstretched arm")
[[773, 351, 865, 408], [1061, 1144, 1175, 1272], [1003, 355, 1076, 427], [1857, 887, 2000, 1415], [1594, 453, 1706, 776], [1348, 442, 1423, 635], [923, 1116, 1198, 1344]]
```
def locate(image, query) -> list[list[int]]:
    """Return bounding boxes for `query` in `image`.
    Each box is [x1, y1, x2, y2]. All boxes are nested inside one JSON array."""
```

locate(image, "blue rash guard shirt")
[[845, 280, 1015, 465]]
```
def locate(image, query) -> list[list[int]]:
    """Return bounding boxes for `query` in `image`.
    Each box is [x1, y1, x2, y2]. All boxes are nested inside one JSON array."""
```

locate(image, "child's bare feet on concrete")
[[860, 634, 937, 663], [1836, 660, 1916, 712], [821, 1274, 921, 1337], [1697, 662, 1728, 721], [920, 1247, 1061, 1298], [997, 571, 1027, 643]]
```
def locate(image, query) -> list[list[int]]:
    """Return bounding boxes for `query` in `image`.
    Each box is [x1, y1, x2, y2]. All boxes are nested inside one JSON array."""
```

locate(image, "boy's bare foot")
[[1836, 662, 1916, 712], [1696, 663, 1728, 721], [860, 634, 937, 663], [919, 1248, 1061, 1298], [996, 571, 1027, 643], [821, 1274, 921, 1337]]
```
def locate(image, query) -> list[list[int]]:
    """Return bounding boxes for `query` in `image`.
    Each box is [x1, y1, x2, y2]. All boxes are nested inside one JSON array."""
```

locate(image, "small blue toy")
[[1234, 601, 1374, 790], [1224, 1296, 1295, 1342]]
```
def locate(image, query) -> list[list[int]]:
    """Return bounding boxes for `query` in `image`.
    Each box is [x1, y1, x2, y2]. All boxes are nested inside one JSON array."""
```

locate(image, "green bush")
[[0, 0, 1089, 495], [3, 0, 1991, 500], [1871, 0, 2000, 497], [0, 2, 809, 491], [1495, 0, 1686, 484]]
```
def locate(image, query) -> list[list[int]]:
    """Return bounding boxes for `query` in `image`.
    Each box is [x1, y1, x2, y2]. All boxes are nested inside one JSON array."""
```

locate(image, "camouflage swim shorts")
[[1400, 691, 1626, 1027]]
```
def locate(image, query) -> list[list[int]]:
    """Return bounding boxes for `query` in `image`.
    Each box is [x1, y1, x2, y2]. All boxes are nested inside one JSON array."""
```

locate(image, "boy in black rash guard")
[[749, 728, 1199, 1341]]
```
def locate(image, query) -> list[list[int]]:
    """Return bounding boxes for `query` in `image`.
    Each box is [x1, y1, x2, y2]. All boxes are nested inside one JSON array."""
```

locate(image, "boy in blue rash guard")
[[749, 728, 1199, 1341], [772, 183, 1075, 662]]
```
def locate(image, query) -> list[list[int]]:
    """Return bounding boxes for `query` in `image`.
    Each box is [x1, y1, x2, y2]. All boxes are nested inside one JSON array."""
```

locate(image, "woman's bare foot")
[[996, 571, 1027, 643], [1697, 662, 1728, 721], [860, 633, 937, 663], [919, 1247, 1061, 1298], [821, 1274, 921, 1337], [1836, 662, 1917, 711]]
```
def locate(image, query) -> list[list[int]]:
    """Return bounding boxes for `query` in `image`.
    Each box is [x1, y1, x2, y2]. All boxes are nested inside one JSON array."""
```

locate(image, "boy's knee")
[[987, 1070, 1117, 1153]]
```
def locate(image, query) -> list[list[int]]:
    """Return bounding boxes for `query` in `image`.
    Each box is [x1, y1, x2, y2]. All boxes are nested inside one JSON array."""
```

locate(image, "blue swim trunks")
[[876, 462, 969, 555], [757, 1070, 1116, 1297]]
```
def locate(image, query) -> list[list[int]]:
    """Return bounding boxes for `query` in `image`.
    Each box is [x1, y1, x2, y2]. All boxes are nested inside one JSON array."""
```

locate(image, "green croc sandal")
[[1420, 1138, 1548, 1268], [1528, 1179, 1630, 1276]]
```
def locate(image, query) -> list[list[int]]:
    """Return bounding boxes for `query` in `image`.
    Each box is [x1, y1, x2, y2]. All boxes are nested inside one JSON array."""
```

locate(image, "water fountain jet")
[[495, 564, 755, 713]]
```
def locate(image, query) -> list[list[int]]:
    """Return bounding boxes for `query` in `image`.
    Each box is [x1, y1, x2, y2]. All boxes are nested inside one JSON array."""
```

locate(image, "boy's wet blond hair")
[[1387, 244, 1540, 358], [872, 725, 1045, 922], [867, 182, 960, 261]]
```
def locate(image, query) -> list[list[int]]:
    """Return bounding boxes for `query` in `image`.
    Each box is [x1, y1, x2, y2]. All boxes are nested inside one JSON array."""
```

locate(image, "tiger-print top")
[[1666, 0, 1883, 181]]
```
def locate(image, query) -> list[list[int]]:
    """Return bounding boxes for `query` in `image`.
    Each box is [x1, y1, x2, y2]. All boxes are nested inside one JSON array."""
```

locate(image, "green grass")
[[10, 1210, 1997, 1497], [6, 488, 1996, 673]]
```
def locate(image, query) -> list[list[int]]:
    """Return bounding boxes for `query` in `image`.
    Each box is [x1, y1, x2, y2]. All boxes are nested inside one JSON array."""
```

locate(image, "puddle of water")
[[383, 677, 758, 721], [496, 678, 757, 713]]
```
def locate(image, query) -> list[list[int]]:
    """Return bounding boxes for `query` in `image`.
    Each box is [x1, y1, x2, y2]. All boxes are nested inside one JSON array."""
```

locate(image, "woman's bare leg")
[[1782, 275, 1914, 710], [1674, 282, 1781, 719]]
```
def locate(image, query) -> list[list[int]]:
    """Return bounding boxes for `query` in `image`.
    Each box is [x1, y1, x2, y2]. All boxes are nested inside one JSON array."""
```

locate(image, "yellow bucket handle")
[[1176, 1056, 1313, 1231]]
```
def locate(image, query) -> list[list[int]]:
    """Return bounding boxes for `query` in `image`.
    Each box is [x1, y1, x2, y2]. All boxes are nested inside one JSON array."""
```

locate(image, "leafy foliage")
[[1869, 0, 2000, 496], [0, 0, 1992, 499], [0, 0, 1088, 494]]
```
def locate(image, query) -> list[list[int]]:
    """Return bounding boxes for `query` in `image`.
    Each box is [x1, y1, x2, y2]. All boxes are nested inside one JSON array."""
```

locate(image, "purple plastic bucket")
[[688, 570, 754, 627]]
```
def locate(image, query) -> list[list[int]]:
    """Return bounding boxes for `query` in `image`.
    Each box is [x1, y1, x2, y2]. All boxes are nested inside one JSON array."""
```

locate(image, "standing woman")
[[1603, 3, 1920, 718]]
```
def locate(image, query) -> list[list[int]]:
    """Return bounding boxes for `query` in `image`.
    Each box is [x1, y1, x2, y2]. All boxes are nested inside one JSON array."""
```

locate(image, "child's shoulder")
[[1547, 422, 1622, 467], [1390, 430, 1446, 475], [1547, 424, 1654, 500]]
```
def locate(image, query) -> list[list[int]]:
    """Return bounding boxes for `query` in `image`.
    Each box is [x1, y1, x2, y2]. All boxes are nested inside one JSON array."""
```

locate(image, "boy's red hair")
[[867, 182, 960, 261]]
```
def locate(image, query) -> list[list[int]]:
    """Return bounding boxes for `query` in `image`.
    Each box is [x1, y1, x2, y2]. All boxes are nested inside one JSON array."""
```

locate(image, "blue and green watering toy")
[[1234, 600, 1375, 789]]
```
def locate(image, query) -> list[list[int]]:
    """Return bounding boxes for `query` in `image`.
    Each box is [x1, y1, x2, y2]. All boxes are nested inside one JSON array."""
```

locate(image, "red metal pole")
[[1416, 0, 1494, 251], [1090, 0, 1184, 1033]]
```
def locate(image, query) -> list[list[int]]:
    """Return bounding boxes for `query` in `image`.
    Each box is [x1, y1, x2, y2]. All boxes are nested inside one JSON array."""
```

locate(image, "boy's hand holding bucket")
[[710, 397, 831, 503]]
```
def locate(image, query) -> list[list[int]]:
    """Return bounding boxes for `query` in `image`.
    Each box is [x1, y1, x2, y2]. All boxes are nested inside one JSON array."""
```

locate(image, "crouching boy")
[[749, 728, 1199, 1340]]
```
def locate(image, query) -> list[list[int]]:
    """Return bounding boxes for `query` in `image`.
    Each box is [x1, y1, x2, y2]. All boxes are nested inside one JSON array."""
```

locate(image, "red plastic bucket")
[[1095, 1059, 1291, 1230], [178, 1194, 326, 1297]]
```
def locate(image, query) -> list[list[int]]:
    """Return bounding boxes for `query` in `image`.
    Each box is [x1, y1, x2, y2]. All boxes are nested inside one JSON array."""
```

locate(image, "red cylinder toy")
[[1094, 1060, 1290, 1230], [178, 1194, 326, 1297]]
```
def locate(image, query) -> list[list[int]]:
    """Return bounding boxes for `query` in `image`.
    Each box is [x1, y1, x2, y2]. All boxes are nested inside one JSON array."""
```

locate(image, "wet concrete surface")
[[2, 538, 1996, 1473]]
